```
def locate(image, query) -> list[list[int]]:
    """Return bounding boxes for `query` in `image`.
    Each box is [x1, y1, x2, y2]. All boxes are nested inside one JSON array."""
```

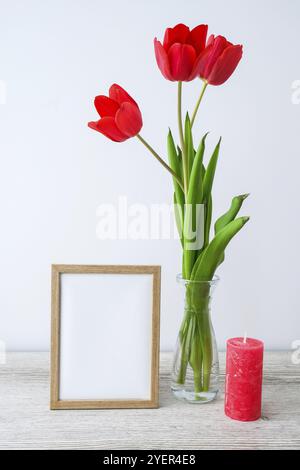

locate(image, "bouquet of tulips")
[[88, 23, 249, 397]]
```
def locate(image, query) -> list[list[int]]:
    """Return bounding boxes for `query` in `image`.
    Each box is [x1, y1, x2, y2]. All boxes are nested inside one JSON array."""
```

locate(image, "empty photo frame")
[[50, 265, 161, 409]]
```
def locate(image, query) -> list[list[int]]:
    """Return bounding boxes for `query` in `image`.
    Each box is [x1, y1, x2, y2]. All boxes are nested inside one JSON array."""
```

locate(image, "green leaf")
[[214, 193, 250, 234], [184, 113, 194, 179], [184, 133, 208, 248], [168, 131, 185, 246], [204, 193, 212, 247], [174, 192, 183, 247], [214, 193, 249, 268], [191, 216, 250, 281], [202, 137, 221, 203], [186, 133, 208, 207], [176, 146, 183, 181], [182, 248, 196, 280], [198, 138, 221, 252], [181, 134, 208, 279], [167, 129, 182, 180], [182, 201, 205, 279], [189, 249, 205, 282], [167, 130, 185, 208]]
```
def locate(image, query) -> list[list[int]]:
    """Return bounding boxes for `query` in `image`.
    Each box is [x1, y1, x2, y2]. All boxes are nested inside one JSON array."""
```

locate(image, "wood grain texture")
[[50, 265, 161, 410], [0, 352, 299, 450]]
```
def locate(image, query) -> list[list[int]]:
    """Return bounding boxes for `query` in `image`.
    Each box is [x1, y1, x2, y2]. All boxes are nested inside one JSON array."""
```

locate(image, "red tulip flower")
[[88, 84, 143, 142], [154, 23, 208, 81], [198, 35, 243, 86]]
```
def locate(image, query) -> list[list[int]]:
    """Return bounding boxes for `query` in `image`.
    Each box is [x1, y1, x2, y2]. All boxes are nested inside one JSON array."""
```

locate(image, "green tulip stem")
[[177, 81, 188, 197], [190, 81, 208, 129], [177, 285, 213, 395], [136, 134, 184, 191]]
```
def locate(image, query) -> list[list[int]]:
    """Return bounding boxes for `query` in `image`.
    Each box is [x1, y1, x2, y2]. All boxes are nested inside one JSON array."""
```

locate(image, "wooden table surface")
[[0, 352, 299, 450]]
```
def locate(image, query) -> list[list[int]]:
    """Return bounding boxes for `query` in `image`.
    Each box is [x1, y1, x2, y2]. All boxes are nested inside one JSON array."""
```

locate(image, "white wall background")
[[0, 0, 299, 351]]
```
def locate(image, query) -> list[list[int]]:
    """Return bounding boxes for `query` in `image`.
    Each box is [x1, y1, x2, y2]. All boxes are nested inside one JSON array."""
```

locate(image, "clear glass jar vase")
[[171, 275, 220, 403]]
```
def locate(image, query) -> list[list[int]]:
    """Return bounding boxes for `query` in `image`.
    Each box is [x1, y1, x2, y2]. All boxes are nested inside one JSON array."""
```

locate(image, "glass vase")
[[171, 274, 220, 403]]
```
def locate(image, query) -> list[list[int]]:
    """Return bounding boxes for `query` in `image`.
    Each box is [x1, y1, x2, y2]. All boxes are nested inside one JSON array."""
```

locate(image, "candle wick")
[[243, 332, 247, 344]]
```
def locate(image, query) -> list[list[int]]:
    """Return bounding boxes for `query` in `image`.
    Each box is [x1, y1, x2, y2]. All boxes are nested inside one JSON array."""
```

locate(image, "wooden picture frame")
[[50, 264, 161, 409]]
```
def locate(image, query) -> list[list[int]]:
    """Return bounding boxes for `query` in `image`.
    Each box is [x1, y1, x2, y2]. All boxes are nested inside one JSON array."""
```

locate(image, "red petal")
[[115, 102, 143, 137], [154, 38, 173, 81], [89, 117, 128, 142], [202, 36, 228, 78], [163, 28, 175, 51], [207, 44, 243, 85], [168, 43, 196, 81], [189, 49, 207, 80], [163, 23, 190, 51], [188, 24, 208, 55], [88, 121, 100, 131], [207, 34, 215, 46], [192, 45, 212, 79], [109, 84, 137, 106], [94, 95, 119, 117]]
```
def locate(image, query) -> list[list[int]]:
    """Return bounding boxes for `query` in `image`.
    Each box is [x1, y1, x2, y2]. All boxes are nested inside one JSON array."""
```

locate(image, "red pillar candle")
[[225, 337, 264, 421]]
